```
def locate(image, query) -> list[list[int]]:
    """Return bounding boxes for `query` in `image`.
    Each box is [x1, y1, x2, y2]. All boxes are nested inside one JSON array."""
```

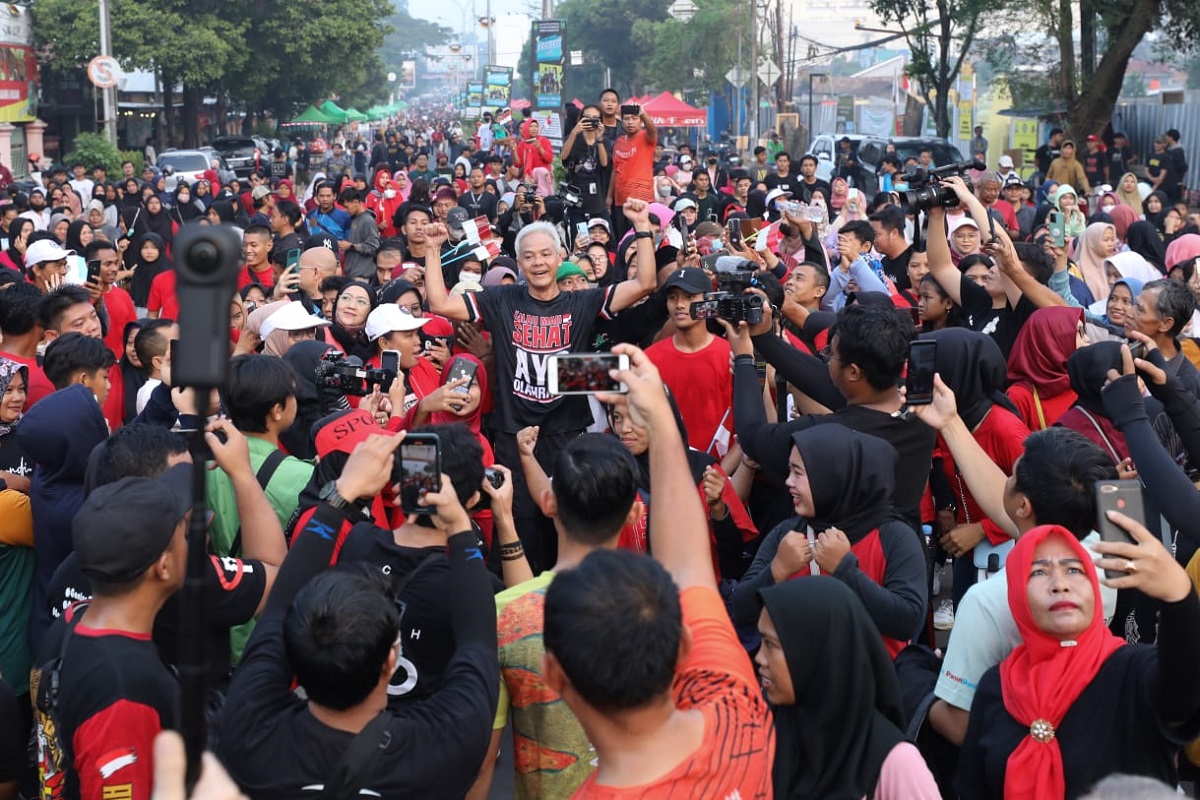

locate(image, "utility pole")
[[748, 0, 757, 148], [97, 0, 117, 146]]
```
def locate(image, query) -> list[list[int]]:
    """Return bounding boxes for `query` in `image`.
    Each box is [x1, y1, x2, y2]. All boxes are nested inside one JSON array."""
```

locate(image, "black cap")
[[73, 464, 192, 583], [663, 267, 712, 295]]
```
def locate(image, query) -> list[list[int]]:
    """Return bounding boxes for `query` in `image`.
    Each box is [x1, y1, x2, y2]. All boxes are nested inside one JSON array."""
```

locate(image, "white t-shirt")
[[934, 532, 1118, 712], [136, 378, 162, 414]]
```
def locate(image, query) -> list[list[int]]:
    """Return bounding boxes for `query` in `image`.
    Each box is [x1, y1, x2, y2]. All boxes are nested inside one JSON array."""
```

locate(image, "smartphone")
[[905, 340, 937, 406], [398, 433, 442, 515], [1127, 339, 1146, 360], [1047, 210, 1066, 247], [446, 356, 478, 395], [380, 349, 400, 392], [285, 248, 302, 270], [576, 222, 589, 243], [726, 218, 743, 249], [86, 258, 102, 283], [1095, 480, 1145, 577], [907, 306, 922, 329], [548, 353, 629, 395]]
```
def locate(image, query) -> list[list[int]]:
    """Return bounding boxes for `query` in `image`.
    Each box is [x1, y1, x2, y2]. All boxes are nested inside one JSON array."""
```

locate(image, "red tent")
[[640, 91, 707, 127], [510, 98, 531, 110]]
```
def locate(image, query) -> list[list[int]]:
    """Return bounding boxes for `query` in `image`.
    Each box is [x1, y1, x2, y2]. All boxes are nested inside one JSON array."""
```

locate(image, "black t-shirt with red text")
[[464, 284, 615, 433]]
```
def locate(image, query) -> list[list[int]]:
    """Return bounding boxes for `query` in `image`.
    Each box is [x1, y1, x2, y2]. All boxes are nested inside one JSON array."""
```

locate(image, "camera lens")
[[186, 240, 221, 275]]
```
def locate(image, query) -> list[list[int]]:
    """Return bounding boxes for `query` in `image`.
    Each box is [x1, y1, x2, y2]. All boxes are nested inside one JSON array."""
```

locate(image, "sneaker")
[[934, 599, 955, 631], [931, 563, 943, 596]]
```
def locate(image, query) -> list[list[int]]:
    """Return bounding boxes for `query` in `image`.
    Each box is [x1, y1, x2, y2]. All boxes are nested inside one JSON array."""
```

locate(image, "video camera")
[[898, 159, 986, 215], [315, 352, 395, 397], [690, 292, 764, 325], [560, 183, 583, 209]]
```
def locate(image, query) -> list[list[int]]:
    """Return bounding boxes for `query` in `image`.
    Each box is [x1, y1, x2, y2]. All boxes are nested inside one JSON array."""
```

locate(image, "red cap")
[[1085, 134, 1099, 142]]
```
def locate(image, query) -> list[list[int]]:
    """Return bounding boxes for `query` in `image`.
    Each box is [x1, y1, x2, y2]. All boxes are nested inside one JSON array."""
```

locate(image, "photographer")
[[560, 104, 610, 229], [218, 433, 500, 798], [496, 184, 545, 256]]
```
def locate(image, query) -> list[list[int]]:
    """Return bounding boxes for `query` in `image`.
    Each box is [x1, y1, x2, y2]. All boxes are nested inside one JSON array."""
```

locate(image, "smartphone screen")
[[446, 356, 478, 395], [576, 222, 589, 243], [549, 353, 629, 394], [285, 248, 302, 269], [689, 299, 720, 319], [905, 340, 937, 406], [399, 434, 442, 515], [907, 306, 922, 329], [380, 349, 400, 392], [87, 259, 102, 283], [1095, 480, 1144, 577]]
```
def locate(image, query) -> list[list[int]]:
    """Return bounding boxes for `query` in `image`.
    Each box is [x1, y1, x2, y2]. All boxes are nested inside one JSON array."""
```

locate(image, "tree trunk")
[[934, 2, 953, 138], [1079, 0, 1095, 84], [1067, 0, 1157, 137], [181, 84, 202, 148], [1057, 0, 1076, 103], [160, 66, 175, 150]]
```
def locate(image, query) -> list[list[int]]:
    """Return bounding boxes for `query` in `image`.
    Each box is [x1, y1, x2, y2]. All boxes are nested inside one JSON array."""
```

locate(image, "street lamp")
[[478, 15, 496, 67], [808, 72, 827, 139]]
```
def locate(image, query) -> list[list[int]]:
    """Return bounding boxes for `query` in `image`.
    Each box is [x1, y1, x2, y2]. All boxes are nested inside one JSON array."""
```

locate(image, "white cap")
[[260, 301, 330, 338], [365, 304, 429, 340], [587, 218, 611, 231], [24, 239, 74, 268], [997, 155, 1014, 168], [674, 197, 698, 212], [765, 188, 792, 205]]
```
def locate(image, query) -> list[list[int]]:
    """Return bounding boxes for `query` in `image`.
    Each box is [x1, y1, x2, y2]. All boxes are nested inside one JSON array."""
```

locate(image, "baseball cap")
[[312, 409, 388, 459], [24, 239, 74, 268], [587, 218, 611, 232], [251, 185, 271, 201], [446, 206, 471, 236], [1003, 174, 1025, 189], [260, 301, 331, 338], [765, 188, 792, 206], [674, 197, 698, 212], [73, 464, 192, 583], [1085, 134, 1099, 142], [556, 262, 588, 282], [663, 267, 711, 295], [365, 303, 430, 340], [997, 155, 1014, 168]]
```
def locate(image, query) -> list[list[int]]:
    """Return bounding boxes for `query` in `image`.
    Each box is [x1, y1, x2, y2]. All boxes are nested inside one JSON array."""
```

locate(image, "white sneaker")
[[934, 599, 955, 631], [931, 564, 943, 596]]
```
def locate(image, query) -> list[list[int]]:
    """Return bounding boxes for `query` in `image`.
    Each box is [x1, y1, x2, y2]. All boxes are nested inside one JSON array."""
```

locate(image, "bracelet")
[[501, 552, 526, 561], [632, 230, 654, 240], [499, 542, 524, 556]]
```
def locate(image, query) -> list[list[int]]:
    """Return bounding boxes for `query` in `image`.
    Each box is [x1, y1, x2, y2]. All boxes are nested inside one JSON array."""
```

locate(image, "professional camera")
[[314, 352, 394, 397], [690, 292, 764, 325], [560, 183, 583, 209], [520, 185, 538, 205], [898, 159, 986, 215], [716, 270, 758, 294]]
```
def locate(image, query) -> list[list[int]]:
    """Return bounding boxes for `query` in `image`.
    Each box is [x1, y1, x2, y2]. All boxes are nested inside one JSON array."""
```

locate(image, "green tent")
[[344, 107, 369, 122], [319, 100, 349, 123], [289, 105, 336, 124], [366, 105, 388, 120]]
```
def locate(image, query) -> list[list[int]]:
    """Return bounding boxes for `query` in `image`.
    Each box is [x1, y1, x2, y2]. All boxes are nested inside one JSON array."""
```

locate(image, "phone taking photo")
[[1047, 211, 1066, 248], [380, 349, 400, 392], [727, 218, 743, 249], [446, 356, 478, 395], [905, 340, 937, 406], [1095, 480, 1145, 578], [548, 353, 629, 395], [399, 433, 442, 515]]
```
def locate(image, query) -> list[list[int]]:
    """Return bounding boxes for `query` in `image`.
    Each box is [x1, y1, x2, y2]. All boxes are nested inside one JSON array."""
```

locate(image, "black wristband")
[[632, 230, 654, 240]]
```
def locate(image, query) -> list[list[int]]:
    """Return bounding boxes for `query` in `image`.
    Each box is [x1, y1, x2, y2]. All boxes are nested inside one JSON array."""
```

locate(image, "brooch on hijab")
[[1029, 719, 1056, 743]]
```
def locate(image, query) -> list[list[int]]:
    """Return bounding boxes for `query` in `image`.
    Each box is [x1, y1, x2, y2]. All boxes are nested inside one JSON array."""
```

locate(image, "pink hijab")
[[1165, 233, 1200, 270]]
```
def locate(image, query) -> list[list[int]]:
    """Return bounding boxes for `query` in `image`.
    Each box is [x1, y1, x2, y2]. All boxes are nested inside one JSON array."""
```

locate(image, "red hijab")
[[430, 353, 493, 464], [1006, 306, 1082, 398], [999, 525, 1125, 799]]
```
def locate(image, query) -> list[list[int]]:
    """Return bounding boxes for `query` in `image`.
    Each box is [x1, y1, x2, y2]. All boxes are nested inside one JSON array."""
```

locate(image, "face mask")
[[1101, 203, 1114, 212], [384, 189, 397, 199], [178, 194, 190, 204], [459, 271, 481, 283]]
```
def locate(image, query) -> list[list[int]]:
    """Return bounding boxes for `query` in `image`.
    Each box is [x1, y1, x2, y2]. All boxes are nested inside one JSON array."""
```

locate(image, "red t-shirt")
[[611, 130, 656, 205], [102, 287, 138, 359], [1006, 383, 1076, 431], [645, 335, 734, 454], [237, 264, 275, 291], [1, 351, 53, 409], [936, 405, 1029, 545], [147, 270, 179, 321]]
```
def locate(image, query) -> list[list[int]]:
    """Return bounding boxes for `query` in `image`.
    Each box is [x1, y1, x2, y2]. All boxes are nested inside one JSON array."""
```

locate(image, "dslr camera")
[[690, 292, 764, 325], [520, 185, 539, 205], [314, 352, 394, 397], [898, 159, 986, 215]]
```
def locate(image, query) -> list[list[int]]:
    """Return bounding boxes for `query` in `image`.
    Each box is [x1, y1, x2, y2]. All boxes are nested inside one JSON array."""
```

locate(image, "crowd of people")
[[0, 89, 1198, 800]]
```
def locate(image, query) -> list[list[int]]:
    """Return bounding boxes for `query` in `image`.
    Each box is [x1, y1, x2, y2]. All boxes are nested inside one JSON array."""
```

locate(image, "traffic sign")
[[726, 66, 750, 88], [87, 55, 122, 89], [757, 58, 780, 88]]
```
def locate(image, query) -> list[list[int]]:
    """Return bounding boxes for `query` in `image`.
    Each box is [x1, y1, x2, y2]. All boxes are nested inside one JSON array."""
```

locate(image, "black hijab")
[[144, 198, 174, 244], [64, 219, 90, 254], [171, 184, 204, 223], [1145, 190, 1170, 231], [760, 576, 906, 799], [1125, 220, 1167, 274], [1066, 341, 1122, 417], [118, 319, 147, 422], [280, 340, 342, 459], [129, 232, 170, 308], [925, 327, 1019, 430], [791, 424, 897, 542], [209, 199, 237, 225]]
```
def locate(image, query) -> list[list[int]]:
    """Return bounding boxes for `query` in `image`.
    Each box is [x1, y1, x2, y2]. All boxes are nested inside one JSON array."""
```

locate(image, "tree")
[[642, 0, 748, 99], [870, 0, 992, 138], [556, 0, 671, 97], [988, 0, 1200, 137]]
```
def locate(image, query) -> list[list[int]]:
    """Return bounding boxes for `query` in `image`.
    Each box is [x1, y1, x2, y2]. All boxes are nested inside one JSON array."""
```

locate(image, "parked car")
[[197, 147, 237, 186], [209, 136, 265, 178], [157, 149, 233, 191], [808, 135, 965, 196]]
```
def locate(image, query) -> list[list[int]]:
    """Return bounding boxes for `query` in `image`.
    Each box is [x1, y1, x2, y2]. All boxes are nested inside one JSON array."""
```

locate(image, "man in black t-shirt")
[[459, 167, 499, 224], [795, 154, 831, 204], [561, 105, 610, 222], [764, 152, 795, 195], [32, 465, 192, 800], [1165, 128, 1189, 204], [424, 202, 659, 570]]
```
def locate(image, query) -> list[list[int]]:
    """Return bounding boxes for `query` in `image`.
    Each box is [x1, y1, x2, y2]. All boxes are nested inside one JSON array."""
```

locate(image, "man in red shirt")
[[38, 285, 126, 430], [237, 225, 276, 290], [88, 240, 137, 359], [645, 267, 734, 456], [975, 173, 1019, 239], [0, 282, 54, 408], [608, 105, 657, 237]]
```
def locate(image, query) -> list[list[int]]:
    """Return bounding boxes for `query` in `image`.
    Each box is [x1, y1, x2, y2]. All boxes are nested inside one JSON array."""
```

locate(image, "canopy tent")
[[344, 107, 369, 122], [510, 98, 531, 110], [640, 91, 707, 127], [286, 105, 338, 125], [319, 100, 349, 123]]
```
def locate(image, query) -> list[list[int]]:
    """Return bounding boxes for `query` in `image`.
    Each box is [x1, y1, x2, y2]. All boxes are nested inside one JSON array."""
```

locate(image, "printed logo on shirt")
[[510, 310, 576, 401], [98, 748, 138, 779], [102, 785, 133, 800]]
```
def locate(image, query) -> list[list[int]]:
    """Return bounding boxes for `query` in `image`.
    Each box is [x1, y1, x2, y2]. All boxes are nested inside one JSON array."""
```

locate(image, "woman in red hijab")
[[956, 522, 1200, 799], [1006, 307, 1088, 430], [513, 119, 553, 181]]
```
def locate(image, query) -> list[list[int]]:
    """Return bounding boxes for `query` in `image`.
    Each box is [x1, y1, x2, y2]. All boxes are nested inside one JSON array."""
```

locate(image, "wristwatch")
[[318, 480, 352, 511]]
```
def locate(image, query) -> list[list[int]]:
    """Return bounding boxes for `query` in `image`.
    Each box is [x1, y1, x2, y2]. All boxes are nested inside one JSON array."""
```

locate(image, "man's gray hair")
[[515, 221, 563, 258], [1079, 774, 1180, 800]]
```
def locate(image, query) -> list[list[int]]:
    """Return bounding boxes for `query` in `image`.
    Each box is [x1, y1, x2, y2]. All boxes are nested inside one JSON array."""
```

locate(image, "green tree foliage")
[[62, 133, 124, 176], [555, 0, 671, 97], [870, 0, 991, 138], [643, 0, 748, 100]]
